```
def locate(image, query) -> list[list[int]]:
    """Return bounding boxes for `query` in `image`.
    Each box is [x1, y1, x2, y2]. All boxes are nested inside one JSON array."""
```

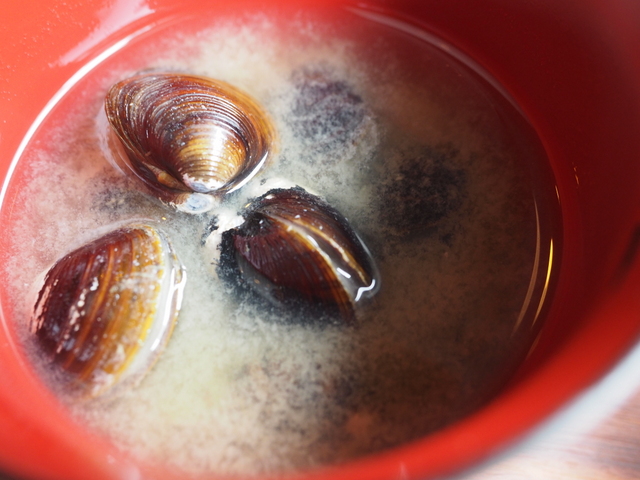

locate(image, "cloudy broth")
[[0, 5, 560, 476]]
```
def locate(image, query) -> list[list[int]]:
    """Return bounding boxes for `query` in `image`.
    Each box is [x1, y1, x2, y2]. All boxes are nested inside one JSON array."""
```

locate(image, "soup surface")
[[0, 5, 560, 475]]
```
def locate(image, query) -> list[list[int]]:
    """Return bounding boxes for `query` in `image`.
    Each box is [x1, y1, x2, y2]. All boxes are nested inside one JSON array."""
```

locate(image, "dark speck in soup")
[[0, 4, 560, 476]]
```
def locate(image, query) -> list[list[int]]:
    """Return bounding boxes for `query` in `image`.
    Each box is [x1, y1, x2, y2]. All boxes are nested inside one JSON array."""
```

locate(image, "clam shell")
[[104, 73, 276, 213], [379, 144, 466, 237], [30, 224, 186, 398], [217, 187, 379, 323], [287, 65, 372, 163]]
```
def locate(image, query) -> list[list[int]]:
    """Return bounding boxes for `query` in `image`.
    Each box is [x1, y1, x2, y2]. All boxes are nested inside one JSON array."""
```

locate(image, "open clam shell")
[[217, 187, 380, 323], [104, 73, 276, 213], [30, 224, 186, 398]]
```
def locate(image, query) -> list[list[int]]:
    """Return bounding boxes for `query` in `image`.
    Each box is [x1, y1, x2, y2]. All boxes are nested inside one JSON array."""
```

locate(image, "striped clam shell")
[[30, 224, 186, 398], [217, 187, 379, 323], [104, 73, 275, 213]]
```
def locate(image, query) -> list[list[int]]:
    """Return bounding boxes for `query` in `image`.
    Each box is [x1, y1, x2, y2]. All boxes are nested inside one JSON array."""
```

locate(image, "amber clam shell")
[[104, 73, 275, 213], [30, 224, 186, 398], [218, 187, 379, 323]]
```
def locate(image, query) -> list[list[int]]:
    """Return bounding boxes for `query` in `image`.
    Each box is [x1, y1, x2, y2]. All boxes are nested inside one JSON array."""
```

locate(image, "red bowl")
[[2, 1, 640, 479]]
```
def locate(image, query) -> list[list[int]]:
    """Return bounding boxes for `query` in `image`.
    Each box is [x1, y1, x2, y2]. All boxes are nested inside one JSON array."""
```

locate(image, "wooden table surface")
[[460, 366, 640, 480]]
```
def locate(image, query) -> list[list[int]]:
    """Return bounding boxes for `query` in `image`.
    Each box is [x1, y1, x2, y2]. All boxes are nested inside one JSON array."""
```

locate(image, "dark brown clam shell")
[[218, 187, 379, 323], [104, 73, 275, 213], [30, 224, 186, 398]]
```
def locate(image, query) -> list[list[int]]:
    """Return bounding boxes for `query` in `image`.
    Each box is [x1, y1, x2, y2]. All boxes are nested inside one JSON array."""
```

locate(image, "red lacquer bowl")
[[1, 1, 640, 479]]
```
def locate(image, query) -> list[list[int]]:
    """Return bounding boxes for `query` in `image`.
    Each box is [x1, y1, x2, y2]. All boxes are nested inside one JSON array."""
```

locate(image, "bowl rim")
[[2, 1, 640, 479]]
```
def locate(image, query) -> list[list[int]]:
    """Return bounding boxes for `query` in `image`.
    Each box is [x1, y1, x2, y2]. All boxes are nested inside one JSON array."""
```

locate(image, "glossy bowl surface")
[[1, 1, 640, 480]]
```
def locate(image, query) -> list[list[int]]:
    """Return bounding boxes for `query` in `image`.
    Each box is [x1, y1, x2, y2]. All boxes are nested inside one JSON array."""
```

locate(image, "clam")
[[104, 73, 275, 213], [287, 65, 373, 164], [379, 144, 466, 238], [216, 187, 379, 323], [30, 224, 186, 398]]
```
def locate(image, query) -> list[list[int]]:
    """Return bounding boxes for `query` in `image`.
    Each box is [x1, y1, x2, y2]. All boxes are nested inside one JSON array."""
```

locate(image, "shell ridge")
[[60, 238, 119, 371], [104, 73, 276, 211], [72, 230, 137, 384], [105, 230, 164, 384], [267, 209, 372, 291]]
